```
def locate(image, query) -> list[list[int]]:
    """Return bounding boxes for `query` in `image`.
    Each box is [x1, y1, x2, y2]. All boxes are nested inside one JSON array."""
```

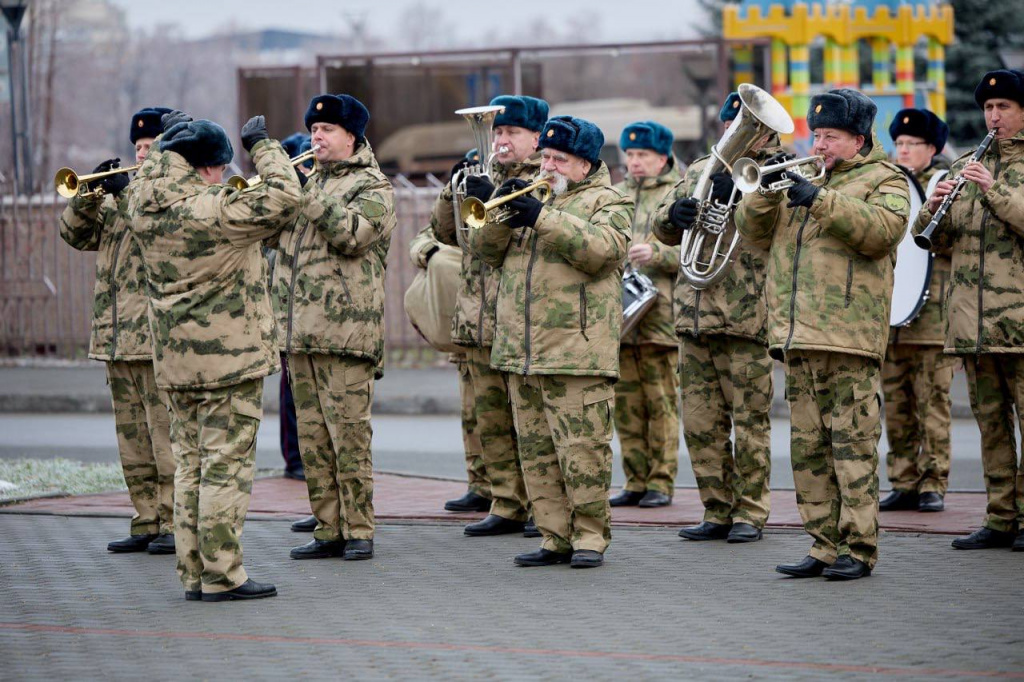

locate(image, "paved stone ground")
[[1, 516, 1022, 680]]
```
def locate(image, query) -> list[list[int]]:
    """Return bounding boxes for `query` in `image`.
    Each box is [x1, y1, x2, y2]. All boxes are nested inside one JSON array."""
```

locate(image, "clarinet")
[[914, 129, 997, 250]]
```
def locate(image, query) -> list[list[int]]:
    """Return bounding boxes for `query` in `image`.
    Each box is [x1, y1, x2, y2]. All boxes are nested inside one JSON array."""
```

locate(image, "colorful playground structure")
[[724, 0, 954, 150]]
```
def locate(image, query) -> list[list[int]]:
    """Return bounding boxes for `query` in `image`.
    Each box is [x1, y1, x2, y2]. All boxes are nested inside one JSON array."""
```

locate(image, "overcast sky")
[[107, 0, 710, 43]]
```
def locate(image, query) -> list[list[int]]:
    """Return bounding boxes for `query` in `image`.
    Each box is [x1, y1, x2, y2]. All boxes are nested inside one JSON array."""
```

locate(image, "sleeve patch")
[[883, 193, 909, 213]]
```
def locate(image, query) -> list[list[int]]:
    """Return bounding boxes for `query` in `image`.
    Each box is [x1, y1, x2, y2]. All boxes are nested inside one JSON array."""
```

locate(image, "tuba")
[[451, 105, 505, 249], [680, 84, 794, 289]]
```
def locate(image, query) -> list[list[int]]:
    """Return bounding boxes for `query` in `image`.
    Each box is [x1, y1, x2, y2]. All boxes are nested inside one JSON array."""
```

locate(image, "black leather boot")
[[775, 556, 829, 578], [678, 521, 731, 541], [147, 533, 175, 554], [464, 514, 525, 536], [570, 550, 604, 568], [444, 490, 492, 513], [951, 527, 1016, 550], [726, 523, 763, 543], [822, 555, 871, 580], [879, 489, 918, 511], [343, 539, 373, 560], [918, 492, 945, 512], [201, 579, 277, 602], [290, 515, 317, 533], [638, 491, 672, 508], [523, 518, 541, 538], [107, 534, 157, 553], [289, 538, 346, 560], [514, 548, 572, 567], [609, 490, 645, 507]]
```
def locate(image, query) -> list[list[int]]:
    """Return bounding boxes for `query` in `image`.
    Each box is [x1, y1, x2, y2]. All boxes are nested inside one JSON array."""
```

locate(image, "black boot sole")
[[201, 588, 278, 602], [185, 591, 202, 601], [514, 556, 572, 567], [823, 570, 871, 581], [775, 567, 824, 578]]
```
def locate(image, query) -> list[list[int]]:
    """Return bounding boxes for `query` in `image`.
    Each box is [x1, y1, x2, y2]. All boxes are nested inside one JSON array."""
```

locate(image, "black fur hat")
[[807, 88, 877, 138], [159, 120, 234, 168], [130, 106, 173, 143], [974, 69, 1024, 108], [888, 108, 949, 151], [304, 94, 370, 139]]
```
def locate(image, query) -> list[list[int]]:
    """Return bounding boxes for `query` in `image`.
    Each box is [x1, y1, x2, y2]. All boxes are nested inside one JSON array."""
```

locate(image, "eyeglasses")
[[894, 141, 928, 149]]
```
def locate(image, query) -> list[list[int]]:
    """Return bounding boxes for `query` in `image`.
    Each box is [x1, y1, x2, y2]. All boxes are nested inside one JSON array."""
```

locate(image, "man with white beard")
[[468, 115, 634, 568]]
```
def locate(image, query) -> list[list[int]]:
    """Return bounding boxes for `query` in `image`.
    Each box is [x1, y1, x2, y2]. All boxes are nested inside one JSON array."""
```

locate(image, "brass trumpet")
[[460, 178, 553, 229], [227, 144, 321, 190], [54, 164, 140, 199], [731, 154, 827, 194]]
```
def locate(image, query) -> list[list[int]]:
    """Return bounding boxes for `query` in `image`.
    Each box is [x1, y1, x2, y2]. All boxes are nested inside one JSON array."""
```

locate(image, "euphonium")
[[54, 164, 141, 199], [227, 144, 321, 190], [451, 105, 506, 249], [680, 83, 795, 290], [731, 154, 827, 194], [460, 178, 552, 229]]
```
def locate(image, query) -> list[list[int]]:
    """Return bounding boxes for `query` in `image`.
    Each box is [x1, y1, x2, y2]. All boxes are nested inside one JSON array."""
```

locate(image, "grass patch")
[[0, 458, 126, 502]]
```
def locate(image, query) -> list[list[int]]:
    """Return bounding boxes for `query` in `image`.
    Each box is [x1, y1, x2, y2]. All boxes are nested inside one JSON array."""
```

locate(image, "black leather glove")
[[504, 192, 544, 229], [709, 172, 735, 205], [295, 166, 309, 188], [241, 115, 269, 153], [160, 110, 191, 132], [464, 175, 494, 202], [88, 158, 128, 197], [761, 151, 795, 188], [669, 197, 700, 231], [450, 157, 473, 181], [494, 178, 528, 198], [785, 172, 820, 209]]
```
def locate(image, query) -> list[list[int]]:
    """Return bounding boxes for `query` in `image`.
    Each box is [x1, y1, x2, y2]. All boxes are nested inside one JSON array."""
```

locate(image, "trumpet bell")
[[732, 158, 762, 195], [460, 197, 488, 229], [54, 168, 80, 198], [226, 175, 251, 190]]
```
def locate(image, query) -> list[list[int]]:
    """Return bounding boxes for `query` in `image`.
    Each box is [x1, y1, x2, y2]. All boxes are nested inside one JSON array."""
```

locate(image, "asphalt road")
[[0, 412, 989, 492]]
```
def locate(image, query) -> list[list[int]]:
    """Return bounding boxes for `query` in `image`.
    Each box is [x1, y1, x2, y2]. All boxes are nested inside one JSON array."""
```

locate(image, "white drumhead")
[[890, 169, 932, 327]]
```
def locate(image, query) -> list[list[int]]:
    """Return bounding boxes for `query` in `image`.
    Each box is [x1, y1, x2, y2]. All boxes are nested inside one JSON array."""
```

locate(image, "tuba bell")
[[450, 105, 505, 249], [680, 83, 795, 290]]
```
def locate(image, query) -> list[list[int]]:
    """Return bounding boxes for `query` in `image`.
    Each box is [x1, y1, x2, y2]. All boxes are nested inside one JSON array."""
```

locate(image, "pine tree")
[[946, 0, 1024, 144]]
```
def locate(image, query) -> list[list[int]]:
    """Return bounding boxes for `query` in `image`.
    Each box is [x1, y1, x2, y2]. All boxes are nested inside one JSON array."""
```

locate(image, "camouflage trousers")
[[106, 360, 175, 536], [507, 374, 615, 553], [165, 378, 262, 594], [786, 350, 881, 568], [882, 344, 955, 495], [288, 353, 375, 541], [614, 343, 679, 495], [455, 354, 490, 498], [680, 335, 773, 528], [964, 354, 1024, 533], [468, 345, 528, 521]]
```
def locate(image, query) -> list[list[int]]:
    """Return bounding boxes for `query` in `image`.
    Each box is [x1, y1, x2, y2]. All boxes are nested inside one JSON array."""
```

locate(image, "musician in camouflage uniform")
[[735, 89, 911, 579], [276, 95, 396, 562], [469, 116, 633, 568], [652, 93, 775, 542], [409, 182, 491, 513], [59, 107, 176, 555], [433, 96, 550, 536], [881, 109, 955, 513], [914, 70, 1024, 552], [610, 121, 681, 508], [128, 112, 302, 600]]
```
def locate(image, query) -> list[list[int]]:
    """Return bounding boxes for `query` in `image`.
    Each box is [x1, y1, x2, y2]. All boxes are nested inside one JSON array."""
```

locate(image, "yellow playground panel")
[[724, 1, 954, 148]]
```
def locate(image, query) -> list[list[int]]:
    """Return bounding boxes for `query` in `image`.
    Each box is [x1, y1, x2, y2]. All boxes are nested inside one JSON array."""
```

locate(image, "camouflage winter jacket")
[[890, 160, 952, 346], [469, 162, 633, 378], [127, 139, 302, 391], [735, 132, 910, 363], [274, 142, 396, 376], [613, 157, 681, 347], [653, 150, 775, 344], [432, 153, 542, 347], [913, 129, 1024, 355], [59, 182, 153, 361]]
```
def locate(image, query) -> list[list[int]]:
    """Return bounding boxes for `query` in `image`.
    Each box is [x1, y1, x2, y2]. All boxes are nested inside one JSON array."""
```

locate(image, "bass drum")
[[890, 168, 946, 327]]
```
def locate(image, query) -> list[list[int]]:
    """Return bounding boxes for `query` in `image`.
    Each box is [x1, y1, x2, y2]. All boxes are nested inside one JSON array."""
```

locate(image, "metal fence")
[[0, 181, 443, 360]]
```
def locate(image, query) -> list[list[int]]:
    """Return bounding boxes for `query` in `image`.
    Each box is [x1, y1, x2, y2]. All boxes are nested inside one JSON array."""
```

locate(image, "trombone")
[[227, 144, 321, 190], [731, 155, 827, 194], [54, 164, 140, 199], [460, 178, 552, 229]]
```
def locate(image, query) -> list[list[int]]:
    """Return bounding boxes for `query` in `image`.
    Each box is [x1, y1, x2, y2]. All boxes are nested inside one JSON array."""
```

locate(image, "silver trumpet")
[[680, 83, 795, 290], [731, 154, 827, 194]]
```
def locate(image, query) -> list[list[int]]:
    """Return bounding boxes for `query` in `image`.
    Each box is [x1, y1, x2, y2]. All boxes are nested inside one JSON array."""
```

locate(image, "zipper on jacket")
[[843, 258, 854, 308], [522, 231, 540, 374], [783, 209, 812, 352], [692, 290, 701, 336], [976, 151, 1002, 353], [108, 229, 129, 359], [579, 283, 589, 341], [337, 269, 353, 304]]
